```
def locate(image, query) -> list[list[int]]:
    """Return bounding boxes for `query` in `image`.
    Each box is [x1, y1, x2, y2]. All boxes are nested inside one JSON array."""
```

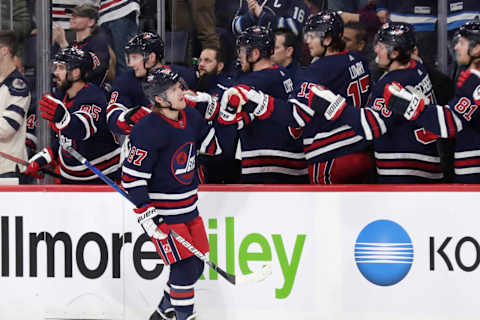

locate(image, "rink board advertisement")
[[1, 185, 480, 320]]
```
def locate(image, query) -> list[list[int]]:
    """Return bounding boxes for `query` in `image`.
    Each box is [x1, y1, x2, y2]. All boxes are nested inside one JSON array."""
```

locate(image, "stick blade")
[[235, 263, 272, 286]]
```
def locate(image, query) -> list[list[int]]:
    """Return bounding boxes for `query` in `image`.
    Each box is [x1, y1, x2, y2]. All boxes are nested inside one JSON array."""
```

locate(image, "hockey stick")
[[61, 144, 272, 286], [170, 230, 272, 285], [0, 150, 62, 179]]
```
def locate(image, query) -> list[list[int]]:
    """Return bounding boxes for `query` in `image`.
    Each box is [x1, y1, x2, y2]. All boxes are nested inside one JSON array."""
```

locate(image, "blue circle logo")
[[355, 219, 414, 286]]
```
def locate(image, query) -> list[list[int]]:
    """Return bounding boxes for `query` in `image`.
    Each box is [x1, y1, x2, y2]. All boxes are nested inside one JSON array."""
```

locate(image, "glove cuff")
[[324, 95, 347, 120], [205, 99, 219, 121], [133, 203, 154, 214], [135, 205, 161, 224], [254, 93, 274, 120], [55, 109, 71, 130], [30, 146, 54, 166], [403, 96, 425, 121]]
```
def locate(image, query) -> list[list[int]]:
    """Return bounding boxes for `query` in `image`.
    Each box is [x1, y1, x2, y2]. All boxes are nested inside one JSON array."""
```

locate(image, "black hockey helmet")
[[142, 68, 181, 103], [236, 26, 275, 58], [125, 32, 165, 61], [457, 16, 480, 48], [375, 22, 416, 62], [303, 10, 344, 39], [53, 46, 93, 78]]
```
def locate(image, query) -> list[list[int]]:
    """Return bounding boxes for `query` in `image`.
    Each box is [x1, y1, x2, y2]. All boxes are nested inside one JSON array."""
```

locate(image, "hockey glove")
[[117, 106, 151, 134], [384, 82, 426, 121], [308, 85, 347, 120], [184, 91, 219, 121], [39, 94, 71, 130], [457, 69, 480, 106], [134, 206, 168, 240], [24, 146, 55, 179], [219, 85, 273, 124]]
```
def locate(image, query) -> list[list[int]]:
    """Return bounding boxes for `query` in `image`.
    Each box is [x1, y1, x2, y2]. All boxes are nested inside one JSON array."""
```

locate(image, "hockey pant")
[[152, 216, 210, 265], [308, 151, 374, 184]]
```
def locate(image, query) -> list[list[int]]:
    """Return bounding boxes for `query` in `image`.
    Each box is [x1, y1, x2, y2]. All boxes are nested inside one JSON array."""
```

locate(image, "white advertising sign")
[[1, 187, 480, 319]]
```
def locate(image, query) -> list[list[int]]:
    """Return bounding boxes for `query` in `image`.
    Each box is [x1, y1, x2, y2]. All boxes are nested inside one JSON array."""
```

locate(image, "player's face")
[[454, 36, 471, 65], [272, 34, 289, 67], [198, 49, 220, 76], [374, 41, 390, 68], [343, 28, 362, 52], [52, 62, 70, 89], [304, 31, 324, 57], [127, 53, 148, 77], [167, 82, 186, 110], [237, 46, 251, 72]]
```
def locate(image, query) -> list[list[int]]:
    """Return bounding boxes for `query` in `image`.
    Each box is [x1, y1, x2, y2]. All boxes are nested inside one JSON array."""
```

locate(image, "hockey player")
[[221, 26, 308, 183], [106, 32, 196, 136], [222, 11, 373, 184], [382, 18, 480, 183], [24, 47, 121, 183], [0, 30, 31, 181], [232, 0, 310, 37], [185, 47, 240, 183], [122, 68, 220, 320], [308, 22, 441, 183]]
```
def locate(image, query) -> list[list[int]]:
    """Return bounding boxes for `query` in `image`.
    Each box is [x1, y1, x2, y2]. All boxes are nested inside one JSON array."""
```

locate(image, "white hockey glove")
[[384, 82, 426, 121], [309, 85, 347, 120], [184, 90, 219, 121], [24, 146, 55, 179], [39, 93, 71, 129], [219, 85, 273, 124], [134, 206, 168, 240]]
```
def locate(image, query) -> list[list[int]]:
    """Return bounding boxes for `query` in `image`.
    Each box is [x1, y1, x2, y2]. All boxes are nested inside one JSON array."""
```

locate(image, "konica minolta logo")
[[354, 219, 414, 286]]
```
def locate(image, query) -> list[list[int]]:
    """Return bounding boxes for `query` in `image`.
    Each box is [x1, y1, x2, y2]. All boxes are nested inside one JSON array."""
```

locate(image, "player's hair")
[[344, 22, 368, 45], [275, 28, 298, 55], [0, 30, 17, 56], [203, 46, 225, 64]]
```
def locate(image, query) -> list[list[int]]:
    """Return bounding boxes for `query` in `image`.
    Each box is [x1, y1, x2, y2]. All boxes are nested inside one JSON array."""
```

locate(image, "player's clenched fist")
[[384, 82, 426, 121], [219, 85, 273, 124], [308, 85, 347, 120]]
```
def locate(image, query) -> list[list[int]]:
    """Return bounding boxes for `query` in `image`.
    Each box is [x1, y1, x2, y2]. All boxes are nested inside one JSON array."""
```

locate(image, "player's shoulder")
[[185, 105, 205, 124], [256, 65, 291, 82], [457, 69, 480, 92], [77, 83, 107, 105], [130, 113, 164, 147], [112, 70, 139, 90], [3, 70, 29, 97]]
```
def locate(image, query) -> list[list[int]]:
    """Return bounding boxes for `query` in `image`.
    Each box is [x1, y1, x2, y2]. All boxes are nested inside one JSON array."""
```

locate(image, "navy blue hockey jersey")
[[232, 0, 309, 36], [52, 83, 121, 183], [192, 73, 238, 161], [328, 60, 441, 183], [122, 107, 221, 224], [234, 64, 308, 183], [278, 51, 372, 165], [107, 66, 197, 135], [408, 69, 480, 183]]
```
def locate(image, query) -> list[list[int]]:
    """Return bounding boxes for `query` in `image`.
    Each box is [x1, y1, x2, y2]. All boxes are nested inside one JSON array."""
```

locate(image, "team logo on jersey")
[[171, 142, 196, 185]]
